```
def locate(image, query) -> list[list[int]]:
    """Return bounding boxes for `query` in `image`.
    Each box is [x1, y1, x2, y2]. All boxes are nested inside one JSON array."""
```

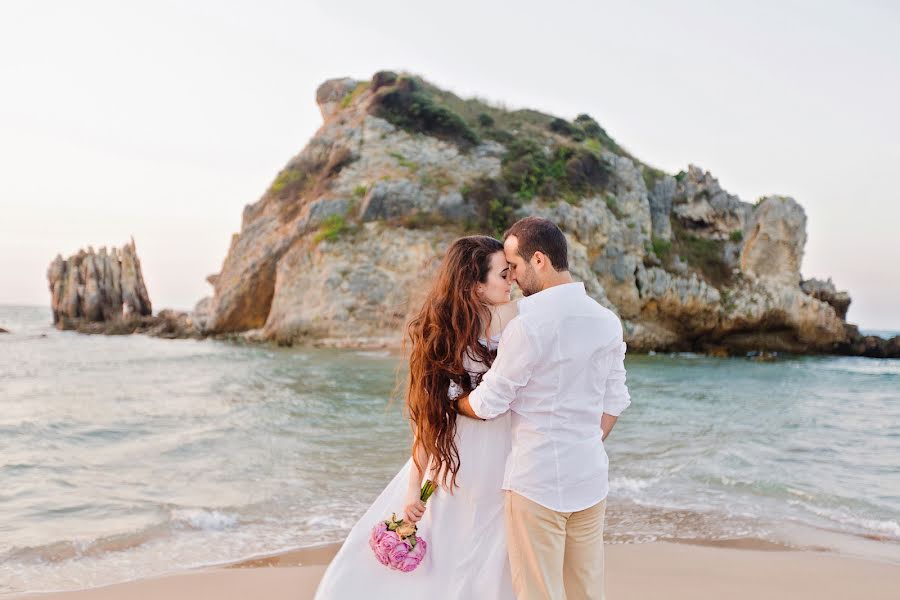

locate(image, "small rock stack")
[[47, 238, 152, 329]]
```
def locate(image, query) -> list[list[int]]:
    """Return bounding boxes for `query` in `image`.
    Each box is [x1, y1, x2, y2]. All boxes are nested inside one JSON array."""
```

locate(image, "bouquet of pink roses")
[[369, 479, 437, 572]]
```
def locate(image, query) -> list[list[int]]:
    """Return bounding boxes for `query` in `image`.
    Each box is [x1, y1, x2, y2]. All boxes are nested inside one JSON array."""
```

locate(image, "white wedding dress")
[[314, 335, 515, 599]]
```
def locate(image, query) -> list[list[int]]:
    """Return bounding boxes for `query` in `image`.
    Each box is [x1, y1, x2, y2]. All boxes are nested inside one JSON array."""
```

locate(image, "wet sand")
[[10, 539, 900, 600]]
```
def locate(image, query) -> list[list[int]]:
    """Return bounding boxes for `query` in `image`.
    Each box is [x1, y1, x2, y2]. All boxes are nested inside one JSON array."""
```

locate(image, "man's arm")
[[458, 318, 538, 420], [601, 413, 618, 441], [600, 339, 630, 439]]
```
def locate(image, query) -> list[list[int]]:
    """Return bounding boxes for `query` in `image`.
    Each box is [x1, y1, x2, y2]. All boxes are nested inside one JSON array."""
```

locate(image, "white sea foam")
[[609, 476, 659, 493], [171, 509, 239, 531], [786, 501, 900, 539], [809, 359, 900, 377]]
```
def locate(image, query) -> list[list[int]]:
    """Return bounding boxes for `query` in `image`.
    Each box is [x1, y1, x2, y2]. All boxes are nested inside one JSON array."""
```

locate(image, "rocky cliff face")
[[190, 71, 884, 355]]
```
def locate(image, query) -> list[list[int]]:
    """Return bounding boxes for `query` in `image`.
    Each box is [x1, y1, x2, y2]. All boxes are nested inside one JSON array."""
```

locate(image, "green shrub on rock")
[[574, 113, 624, 154], [501, 140, 610, 201], [651, 236, 672, 259], [340, 81, 369, 109], [369, 76, 480, 149], [548, 118, 585, 140], [462, 177, 519, 237], [564, 148, 610, 194], [371, 70, 398, 90], [269, 169, 306, 196], [314, 215, 348, 243], [605, 195, 623, 218], [670, 222, 730, 286], [502, 139, 549, 200]]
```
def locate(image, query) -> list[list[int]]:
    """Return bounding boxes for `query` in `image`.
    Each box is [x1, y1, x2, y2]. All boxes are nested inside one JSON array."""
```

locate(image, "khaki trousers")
[[505, 491, 607, 600]]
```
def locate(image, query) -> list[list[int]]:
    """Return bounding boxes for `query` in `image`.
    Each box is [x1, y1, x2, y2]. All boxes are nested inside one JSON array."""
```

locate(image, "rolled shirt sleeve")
[[602, 340, 631, 416], [468, 317, 539, 420]]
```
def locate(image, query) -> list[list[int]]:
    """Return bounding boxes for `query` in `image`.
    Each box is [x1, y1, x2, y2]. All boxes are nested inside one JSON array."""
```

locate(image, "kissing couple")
[[316, 216, 631, 599]]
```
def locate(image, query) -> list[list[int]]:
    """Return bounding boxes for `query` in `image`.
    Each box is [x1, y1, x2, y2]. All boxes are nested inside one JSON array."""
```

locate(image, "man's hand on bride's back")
[[403, 497, 426, 523]]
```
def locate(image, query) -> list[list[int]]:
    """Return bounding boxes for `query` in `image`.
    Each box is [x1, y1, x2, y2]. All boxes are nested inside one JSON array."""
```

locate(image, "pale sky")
[[1, 0, 898, 329]]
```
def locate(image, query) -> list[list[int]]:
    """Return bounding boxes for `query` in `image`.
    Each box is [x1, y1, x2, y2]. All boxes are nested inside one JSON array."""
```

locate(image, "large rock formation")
[[203, 73, 502, 341], [58, 71, 889, 356]]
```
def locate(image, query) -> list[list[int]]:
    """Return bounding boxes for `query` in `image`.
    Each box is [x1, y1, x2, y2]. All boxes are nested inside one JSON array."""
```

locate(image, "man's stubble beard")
[[518, 266, 541, 297]]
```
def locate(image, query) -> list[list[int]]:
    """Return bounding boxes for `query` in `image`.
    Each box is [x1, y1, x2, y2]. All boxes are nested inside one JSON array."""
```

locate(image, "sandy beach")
[[10, 540, 900, 600]]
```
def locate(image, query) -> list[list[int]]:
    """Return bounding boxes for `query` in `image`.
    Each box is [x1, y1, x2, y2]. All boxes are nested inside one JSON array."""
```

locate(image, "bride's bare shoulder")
[[489, 299, 520, 337], [498, 299, 520, 320]]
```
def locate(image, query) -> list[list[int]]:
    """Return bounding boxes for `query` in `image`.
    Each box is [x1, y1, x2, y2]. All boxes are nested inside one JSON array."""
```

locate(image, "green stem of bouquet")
[[420, 479, 437, 503]]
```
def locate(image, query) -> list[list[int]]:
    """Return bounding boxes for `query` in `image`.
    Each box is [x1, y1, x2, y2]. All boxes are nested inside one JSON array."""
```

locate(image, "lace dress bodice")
[[447, 334, 501, 401]]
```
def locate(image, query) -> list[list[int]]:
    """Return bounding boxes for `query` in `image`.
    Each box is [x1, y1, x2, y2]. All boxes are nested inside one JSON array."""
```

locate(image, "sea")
[[1, 304, 898, 595]]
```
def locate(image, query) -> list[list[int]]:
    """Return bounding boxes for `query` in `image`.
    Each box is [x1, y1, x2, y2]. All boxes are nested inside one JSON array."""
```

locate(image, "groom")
[[456, 216, 631, 600]]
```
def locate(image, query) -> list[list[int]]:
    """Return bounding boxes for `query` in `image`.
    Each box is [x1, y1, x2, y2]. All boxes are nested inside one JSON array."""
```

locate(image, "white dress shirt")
[[468, 282, 631, 512]]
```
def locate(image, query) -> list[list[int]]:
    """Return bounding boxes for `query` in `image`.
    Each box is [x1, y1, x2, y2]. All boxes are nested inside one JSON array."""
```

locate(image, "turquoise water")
[[1, 305, 898, 594]]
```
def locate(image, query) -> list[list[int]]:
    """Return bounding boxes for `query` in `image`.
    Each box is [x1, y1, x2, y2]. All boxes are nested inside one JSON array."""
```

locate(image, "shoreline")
[[8, 539, 900, 600], [4, 303, 899, 359]]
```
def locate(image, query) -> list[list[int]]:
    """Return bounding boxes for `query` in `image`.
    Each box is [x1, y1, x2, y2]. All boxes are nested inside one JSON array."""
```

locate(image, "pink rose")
[[407, 537, 426, 560], [369, 522, 388, 547], [376, 530, 401, 556], [397, 556, 421, 572], [373, 544, 390, 565], [371, 529, 400, 566], [387, 539, 410, 567], [369, 522, 389, 564]]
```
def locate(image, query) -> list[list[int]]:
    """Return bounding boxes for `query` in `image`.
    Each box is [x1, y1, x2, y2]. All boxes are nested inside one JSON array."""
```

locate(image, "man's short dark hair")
[[503, 217, 569, 271]]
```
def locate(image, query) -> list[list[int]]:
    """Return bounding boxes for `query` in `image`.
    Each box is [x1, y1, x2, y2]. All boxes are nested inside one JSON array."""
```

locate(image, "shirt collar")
[[519, 282, 586, 314]]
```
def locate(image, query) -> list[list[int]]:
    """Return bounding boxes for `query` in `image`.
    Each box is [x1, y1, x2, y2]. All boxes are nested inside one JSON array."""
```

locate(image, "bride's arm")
[[403, 436, 429, 523]]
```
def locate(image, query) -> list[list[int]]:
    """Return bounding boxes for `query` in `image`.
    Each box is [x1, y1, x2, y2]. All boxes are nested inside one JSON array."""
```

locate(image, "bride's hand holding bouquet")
[[368, 480, 436, 572]]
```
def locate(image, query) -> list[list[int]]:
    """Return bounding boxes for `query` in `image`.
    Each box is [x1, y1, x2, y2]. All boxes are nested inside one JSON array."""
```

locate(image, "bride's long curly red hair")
[[406, 235, 504, 491]]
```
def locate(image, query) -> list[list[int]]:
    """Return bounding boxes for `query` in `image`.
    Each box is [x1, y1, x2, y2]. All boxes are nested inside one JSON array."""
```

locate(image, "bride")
[[314, 235, 518, 599]]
